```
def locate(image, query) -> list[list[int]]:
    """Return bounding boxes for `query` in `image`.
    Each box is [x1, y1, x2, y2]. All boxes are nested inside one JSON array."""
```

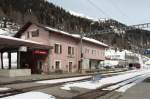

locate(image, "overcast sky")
[[48, 0, 150, 25]]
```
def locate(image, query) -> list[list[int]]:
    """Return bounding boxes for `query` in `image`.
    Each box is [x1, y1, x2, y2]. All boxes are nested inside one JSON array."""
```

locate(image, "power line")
[[85, 23, 150, 36], [86, 0, 110, 18], [106, 0, 129, 20]]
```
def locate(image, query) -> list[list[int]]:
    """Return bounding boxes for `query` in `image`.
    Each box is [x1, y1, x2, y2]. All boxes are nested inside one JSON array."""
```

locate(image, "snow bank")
[[1, 92, 55, 99]]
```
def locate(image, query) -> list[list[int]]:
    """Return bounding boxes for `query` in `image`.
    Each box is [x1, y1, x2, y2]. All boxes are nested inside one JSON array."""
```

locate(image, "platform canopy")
[[0, 35, 50, 51]]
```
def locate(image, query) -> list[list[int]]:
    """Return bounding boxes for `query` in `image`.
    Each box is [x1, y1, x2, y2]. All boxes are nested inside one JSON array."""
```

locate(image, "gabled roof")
[[14, 22, 32, 38], [15, 22, 108, 47]]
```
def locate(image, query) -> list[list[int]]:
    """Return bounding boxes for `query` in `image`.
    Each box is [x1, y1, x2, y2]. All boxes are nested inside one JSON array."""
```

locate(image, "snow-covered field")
[[61, 69, 150, 92], [0, 92, 55, 99]]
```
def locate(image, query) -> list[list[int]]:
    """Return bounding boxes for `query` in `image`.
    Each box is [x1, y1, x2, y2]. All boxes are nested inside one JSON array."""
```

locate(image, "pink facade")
[[18, 23, 107, 73], [82, 41, 105, 60], [20, 24, 50, 45], [49, 32, 79, 72]]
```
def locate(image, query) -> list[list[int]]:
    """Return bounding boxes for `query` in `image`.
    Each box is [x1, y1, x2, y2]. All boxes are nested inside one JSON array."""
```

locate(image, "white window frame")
[[92, 49, 96, 55], [30, 29, 39, 37], [54, 43, 62, 54], [68, 46, 75, 55], [54, 60, 61, 70], [85, 48, 90, 54]]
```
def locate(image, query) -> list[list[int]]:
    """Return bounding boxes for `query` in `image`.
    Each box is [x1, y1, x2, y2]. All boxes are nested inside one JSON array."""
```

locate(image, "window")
[[92, 50, 96, 55], [31, 29, 39, 37], [68, 46, 71, 55], [85, 48, 90, 54], [68, 62, 73, 72], [54, 44, 62, 54], [27, 32, 30, 38], [68, 46, 74, 55], [100, 51, 104, 56], [55, 61, 60, 69]]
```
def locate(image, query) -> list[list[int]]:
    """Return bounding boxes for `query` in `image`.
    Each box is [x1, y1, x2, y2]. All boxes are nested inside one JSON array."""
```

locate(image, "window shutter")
[[72, 47, 74, 55], [60, 45, 62, 53]]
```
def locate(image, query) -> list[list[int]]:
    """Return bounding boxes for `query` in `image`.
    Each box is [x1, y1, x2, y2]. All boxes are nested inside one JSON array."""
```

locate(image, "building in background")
[[104, 47, 141, 69]]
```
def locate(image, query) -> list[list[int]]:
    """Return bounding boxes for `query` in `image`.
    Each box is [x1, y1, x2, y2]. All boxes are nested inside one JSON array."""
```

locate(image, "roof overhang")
[[0, 35, 51, 51]]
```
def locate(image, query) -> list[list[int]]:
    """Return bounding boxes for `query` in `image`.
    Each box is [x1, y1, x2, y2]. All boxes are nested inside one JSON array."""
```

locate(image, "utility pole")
[[80, 27, 84, 73]]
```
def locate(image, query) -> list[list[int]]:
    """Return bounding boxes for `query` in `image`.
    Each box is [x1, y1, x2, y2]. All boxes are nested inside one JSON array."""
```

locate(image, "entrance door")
[[69, 62, 73, 72], [37, 60, 43, 73], [55, 61, 60, 70], [78, 61, 81, 72]]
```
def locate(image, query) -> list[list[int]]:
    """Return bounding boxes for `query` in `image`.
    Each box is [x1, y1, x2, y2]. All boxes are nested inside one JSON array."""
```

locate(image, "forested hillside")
[[0, 0, 150, 51]]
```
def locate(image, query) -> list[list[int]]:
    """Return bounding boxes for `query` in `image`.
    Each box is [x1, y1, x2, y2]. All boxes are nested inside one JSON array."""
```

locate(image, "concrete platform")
[[0, 69, 31, 77]]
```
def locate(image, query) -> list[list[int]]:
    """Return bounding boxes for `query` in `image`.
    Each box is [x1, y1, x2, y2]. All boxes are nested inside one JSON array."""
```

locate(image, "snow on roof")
[[45, 26, 74, 37], [44, 26, 108, 47], [83, 36, 108, 47], [0, 35, 48, 46]]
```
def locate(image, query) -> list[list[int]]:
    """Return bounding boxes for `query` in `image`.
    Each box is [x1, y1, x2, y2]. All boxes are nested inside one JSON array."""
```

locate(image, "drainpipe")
[[47, 49, 51, 74]]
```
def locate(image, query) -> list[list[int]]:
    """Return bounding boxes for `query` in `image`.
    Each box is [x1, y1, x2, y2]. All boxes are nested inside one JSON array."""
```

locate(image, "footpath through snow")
[[61, 69, 150, 91]]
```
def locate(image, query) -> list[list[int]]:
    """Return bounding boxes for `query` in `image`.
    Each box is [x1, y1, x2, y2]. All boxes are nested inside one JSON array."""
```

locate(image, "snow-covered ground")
[[60, 69, 150, 91], [0, 92, 55, 99]]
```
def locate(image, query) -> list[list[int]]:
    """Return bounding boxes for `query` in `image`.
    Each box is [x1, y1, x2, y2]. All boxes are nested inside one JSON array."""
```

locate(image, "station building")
[[0, 22, 108, 76]]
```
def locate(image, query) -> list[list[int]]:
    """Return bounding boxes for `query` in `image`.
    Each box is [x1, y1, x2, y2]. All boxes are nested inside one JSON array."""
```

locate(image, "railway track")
[[0, 76, 92, 98], [71, 72, 150, 99]]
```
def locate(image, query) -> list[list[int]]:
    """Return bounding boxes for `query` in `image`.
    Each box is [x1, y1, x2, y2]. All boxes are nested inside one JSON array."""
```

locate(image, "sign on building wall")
[[19, 46, 27, 52], [144, 50, 150, 55], [32, 50, 48, 55]]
